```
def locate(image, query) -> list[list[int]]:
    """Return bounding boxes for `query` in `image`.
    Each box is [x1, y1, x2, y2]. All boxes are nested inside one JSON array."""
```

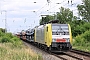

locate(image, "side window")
[[47, 27, 48, 32]]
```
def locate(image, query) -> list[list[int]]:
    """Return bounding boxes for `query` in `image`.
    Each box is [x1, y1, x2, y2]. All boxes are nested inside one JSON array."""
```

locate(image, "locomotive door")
[[46, 26, 49, 47], [45, 24, 52, 47], [45, 26, 48, 46]]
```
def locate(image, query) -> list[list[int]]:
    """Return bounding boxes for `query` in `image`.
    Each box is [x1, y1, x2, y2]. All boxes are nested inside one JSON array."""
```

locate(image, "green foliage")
[[73, 35, 86, 46], [0, 28, 5, 33], [82, 30, 90, 42], [0, 43, 42, 60], [83, 23, 90, 30], [57, 7, 73, 23], [77, 0, 90, 22], [70, 21, 90, 37], [11, 37, 22, 47], [40, 15, 54, 25], [73, 30, 90, 47], [11, 36, 20, 42], [69, 20, 84, 37], [0, 28, 22, 48], [0, 30, 4, 37], [40, 7, 74, 24], [0, 36, 11, 43], [6, 33, 14, 38]]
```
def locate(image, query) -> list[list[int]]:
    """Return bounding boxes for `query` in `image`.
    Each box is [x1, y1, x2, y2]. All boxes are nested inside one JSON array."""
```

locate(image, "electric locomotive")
[[34, 21, 72, 52]]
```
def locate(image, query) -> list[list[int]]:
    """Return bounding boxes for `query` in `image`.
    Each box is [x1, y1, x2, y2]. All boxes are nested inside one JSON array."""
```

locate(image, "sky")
[[0, 0, 82, 33]]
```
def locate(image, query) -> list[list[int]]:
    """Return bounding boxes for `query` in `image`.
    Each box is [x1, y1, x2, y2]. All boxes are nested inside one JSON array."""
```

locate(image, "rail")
[[71, 49, 90, 57]]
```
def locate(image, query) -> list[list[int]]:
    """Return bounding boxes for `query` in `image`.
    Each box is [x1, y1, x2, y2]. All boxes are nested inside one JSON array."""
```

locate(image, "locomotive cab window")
[[52, 24, 69, 35]]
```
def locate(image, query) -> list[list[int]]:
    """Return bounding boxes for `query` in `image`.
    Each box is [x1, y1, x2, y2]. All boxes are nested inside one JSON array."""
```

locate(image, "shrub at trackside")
[[73, 30, 90, 47], [0, 28, 43, 60], [0, 30, 22, 47]]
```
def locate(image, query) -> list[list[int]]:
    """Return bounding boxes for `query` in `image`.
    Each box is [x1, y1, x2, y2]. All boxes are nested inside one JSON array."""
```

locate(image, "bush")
[[73, 35, 85, 46], [11, 37, 20, 42], [5, 33, 14, 38], [0, 28, 23, 48], [0, 31, 4, 37], [0, 36, 11, 43], [83, 23, 90, 30], [71, 22, 90, 37], [0, 28, 5, 33], [11, 37, 22, 47], [82, 30, 90, 42], [73, 30, 90, 46]]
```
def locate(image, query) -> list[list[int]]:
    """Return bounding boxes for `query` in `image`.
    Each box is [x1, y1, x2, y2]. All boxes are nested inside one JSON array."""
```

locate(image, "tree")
[[57, 7, 73, 23], [77, 0, 90, 22], [0, 28, 5, 33], [69, 20, 86, 37], [40, 15, 54, 25], [39, 7, 74, 25]]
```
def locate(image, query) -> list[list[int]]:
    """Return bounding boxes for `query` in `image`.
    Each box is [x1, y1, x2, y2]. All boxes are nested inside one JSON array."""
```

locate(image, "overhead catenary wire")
[[48, 0, 78, 12], [52, 3, 69, 13], [36, 3, 48, 13], [47, 0, 51, 5], [38, 0, 68, 16], [47, 0, 67, 12], [47, 0, 70, 16], [50, 0, 82, 14], [36, 0, 68, 16], [30, 0, 82, 20], [37, 0, 77, 17]]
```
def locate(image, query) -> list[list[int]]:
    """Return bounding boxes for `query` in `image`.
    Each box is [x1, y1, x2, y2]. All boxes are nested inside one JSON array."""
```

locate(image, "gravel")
[[23, 41, 90, 60], [23, 41, 62, 60]]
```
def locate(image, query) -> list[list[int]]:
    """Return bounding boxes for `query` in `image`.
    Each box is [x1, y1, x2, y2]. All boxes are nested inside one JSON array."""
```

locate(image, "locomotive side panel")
[[35, 25, 45, 44], [45, 24, 52, 47], [68, 24, 72, 43]]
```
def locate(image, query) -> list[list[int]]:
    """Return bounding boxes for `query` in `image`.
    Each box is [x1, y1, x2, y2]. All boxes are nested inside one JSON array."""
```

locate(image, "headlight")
[[52, 38, 56, 42], [65, 38, 70, 42]]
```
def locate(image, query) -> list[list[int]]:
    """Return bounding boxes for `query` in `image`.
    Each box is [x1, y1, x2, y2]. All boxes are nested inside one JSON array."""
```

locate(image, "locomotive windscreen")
[[52, 24, 69, 35]]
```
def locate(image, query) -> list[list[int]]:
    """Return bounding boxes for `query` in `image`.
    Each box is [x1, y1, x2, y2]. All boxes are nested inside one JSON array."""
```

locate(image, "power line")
[[36, 3, 47, 13], [36, 0, 68, 16], [47, 0, 67, 11], [47, 0, 51, 5]]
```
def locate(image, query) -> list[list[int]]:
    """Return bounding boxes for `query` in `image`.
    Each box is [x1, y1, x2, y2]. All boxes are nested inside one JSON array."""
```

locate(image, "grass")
[[73, 46, 90, 52], [72, 30, 90, 52], [0, 33, 89, 60], [0, 30, 42, 60], [0, 43, 43, 60], [72, 40, 90, 52]]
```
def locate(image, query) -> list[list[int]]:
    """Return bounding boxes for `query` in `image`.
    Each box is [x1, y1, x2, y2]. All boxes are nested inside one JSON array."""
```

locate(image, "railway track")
[[51, 53, 67, 60], [63, 52, 83, 60], [52, 49, 90, 60], [51, 52, 84, 60], [31, 42, 82, 60], [23, 40, 90, 60], [60, 49, 90, 60], [23, 40, 67, 60], [33, 42, 90, 60], [71, 49, 90, 57]]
